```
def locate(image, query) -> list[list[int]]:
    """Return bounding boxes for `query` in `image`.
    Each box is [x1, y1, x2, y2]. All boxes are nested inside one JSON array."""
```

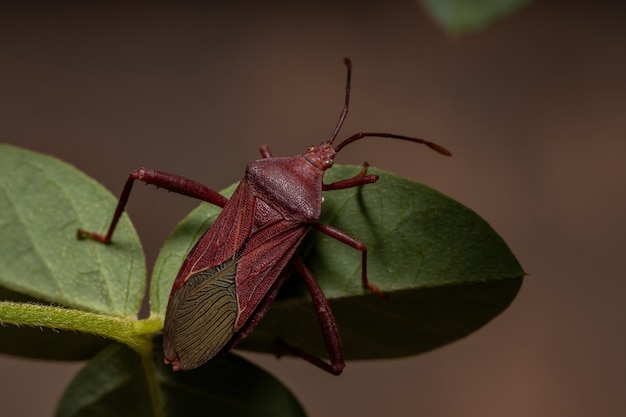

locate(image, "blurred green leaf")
[[420, 0, 532, 35], [0, 324, 112, 360], [56, 341, 307, 417], [152, 165, 524, 360]]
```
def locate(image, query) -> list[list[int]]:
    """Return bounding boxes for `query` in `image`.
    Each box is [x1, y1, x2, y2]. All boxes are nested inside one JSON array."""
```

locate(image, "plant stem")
[[0, 301, 162, 352]]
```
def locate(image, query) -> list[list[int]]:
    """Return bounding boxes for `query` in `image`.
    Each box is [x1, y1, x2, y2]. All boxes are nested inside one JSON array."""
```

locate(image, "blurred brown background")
[[1, 1, 624, 416]]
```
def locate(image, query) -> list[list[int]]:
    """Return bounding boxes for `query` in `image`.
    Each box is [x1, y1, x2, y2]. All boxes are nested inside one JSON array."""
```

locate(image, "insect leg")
[[77, 168, 228, 243], [323, 162, 378, 191], [276, 256, 345, 375], [226, 255, 345, 375], [259, 145, 273, 158], [312, 223, 384, 298]]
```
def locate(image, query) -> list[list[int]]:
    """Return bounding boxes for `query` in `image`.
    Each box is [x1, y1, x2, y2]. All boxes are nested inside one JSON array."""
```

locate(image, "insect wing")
[[164, 177, 307, 368], [233, 220, 308, 330], [169, 179, 256, 296], [163, 256, 239, 370]]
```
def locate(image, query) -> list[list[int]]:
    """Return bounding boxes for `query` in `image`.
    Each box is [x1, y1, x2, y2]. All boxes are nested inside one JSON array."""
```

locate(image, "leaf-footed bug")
[[77, 58, 451, 375]]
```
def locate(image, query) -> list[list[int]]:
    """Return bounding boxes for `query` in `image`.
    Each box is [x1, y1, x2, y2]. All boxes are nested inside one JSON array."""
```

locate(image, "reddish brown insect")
[[78, 58, 451, 375]]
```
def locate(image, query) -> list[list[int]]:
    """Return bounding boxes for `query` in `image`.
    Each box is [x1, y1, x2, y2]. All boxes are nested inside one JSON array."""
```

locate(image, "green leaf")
[[420, 0, 532, 35], [151, 165, 524, 360], [56, 341, 307, 417], [0, 144, 148, 360], [0, 144, 146, 317]]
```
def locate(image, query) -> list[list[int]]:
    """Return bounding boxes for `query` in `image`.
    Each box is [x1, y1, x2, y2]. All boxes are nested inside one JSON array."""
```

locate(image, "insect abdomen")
[[163, 257, 238, 371]]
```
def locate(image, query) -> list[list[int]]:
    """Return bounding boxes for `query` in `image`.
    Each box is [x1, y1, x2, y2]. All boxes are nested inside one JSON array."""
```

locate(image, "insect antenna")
[[327, 57, 352, 146], [328, 58, 451, 157], [334, 132, 452, 156]]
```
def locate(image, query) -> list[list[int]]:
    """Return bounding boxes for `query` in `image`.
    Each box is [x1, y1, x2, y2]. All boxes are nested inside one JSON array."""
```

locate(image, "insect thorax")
[[246, 156, 323, 222]]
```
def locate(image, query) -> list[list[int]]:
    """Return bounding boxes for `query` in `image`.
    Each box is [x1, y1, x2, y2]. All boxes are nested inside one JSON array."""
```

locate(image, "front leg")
[[323, 162, 378, 191]]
